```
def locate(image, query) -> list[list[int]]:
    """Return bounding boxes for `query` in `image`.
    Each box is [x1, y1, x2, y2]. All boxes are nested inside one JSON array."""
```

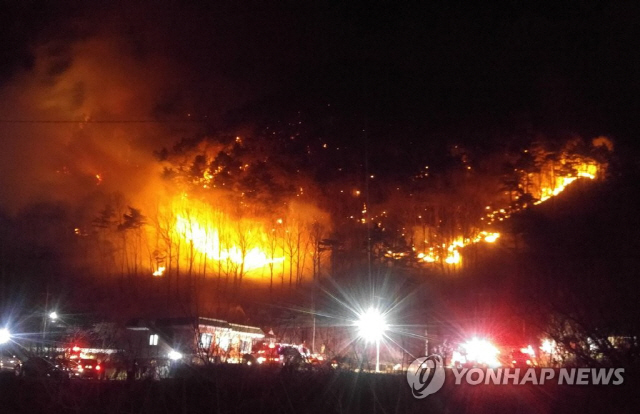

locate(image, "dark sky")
[[1, 1, 639, 161], [0, 1, 640, 204]]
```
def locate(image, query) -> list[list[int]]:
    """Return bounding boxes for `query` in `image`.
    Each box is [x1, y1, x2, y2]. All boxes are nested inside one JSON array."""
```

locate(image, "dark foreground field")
[[0, 366, 638, 414]]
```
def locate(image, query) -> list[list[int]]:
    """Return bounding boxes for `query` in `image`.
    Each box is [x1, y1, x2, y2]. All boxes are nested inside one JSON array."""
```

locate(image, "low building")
[[125, 316, 265, 365]]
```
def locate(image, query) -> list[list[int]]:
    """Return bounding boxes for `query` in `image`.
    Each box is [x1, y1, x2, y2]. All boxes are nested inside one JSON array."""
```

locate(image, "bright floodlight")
[[49, 311, 58, 321], [462, 337, 501, 368], [0, 328, 11, 344], [356, 307, 388, 342], [168, 350, 183, 361]]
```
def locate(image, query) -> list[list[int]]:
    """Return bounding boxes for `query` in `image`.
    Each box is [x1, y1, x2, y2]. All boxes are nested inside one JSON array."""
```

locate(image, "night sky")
[[1, 1, 638, 142]]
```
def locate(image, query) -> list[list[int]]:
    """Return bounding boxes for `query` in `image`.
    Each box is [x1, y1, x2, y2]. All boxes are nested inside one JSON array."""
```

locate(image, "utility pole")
[[41, 287, 50, 356], [376, 339, 380, 373], [312, 314, 316, 354], [425, 327, 429, 355]]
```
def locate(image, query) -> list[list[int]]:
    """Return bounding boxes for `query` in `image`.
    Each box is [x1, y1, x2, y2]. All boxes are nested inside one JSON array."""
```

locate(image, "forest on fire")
[[0, 101, 635, 369], [0, 104, 613, 304]]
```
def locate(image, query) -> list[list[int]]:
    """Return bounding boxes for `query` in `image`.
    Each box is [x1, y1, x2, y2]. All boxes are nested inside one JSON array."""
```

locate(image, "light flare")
[[0, 328, 10, 344], [461, 337, 501, 368], [540, 339, 557, 354], [521, 345, 535, 356], [355, 307, 388, 342]]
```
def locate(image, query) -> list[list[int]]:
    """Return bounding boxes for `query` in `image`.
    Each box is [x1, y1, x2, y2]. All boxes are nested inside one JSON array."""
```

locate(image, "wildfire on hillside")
[[174, 213, 285, 273], [131, 196, 326, 286], [386, 138, 611, 268], [76, 136, 611, 280]]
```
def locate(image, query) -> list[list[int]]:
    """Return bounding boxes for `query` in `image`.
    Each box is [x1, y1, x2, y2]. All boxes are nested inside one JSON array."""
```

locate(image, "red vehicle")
[[75, 359, 103, 379], [509, 350, 537, 368], [246, 342, 282, 365]]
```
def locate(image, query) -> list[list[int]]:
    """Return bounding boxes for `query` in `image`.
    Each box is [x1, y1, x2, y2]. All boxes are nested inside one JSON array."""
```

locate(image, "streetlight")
[[0, 328, 11, 345], [42, 311, 59, 356], [356, 307, 388, 373], [168, 350, 182, 361]]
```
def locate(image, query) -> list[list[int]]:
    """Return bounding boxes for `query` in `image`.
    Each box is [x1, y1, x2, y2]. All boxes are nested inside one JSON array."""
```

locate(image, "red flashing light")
[[96, 365, 101, 371]]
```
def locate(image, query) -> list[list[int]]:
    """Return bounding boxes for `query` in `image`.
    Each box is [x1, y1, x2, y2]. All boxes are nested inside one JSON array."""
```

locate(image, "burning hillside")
[[368, 137, 612, 269], [0, 2, 615, 294], [16, 129, 607, 293]]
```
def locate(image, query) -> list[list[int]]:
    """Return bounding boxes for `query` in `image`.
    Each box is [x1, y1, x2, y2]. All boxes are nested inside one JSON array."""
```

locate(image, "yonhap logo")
[[405, 354, 625, 399], [406, 354, 446, 398]]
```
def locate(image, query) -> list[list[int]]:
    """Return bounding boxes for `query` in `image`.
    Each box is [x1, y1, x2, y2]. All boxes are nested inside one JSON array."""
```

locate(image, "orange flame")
[[175, 214, 284, 272]]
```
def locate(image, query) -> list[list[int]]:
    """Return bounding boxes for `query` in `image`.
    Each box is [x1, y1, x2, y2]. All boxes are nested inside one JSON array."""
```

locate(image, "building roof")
[[126, 316, 263, 338], [229, 323, 265, 338], [125, 318, 151, 330], [198, 317, 231, 329]]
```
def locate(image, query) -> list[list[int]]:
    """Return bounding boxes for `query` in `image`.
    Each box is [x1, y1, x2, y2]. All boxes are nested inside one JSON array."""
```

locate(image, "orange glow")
[[444, 249, 460, 264], [175, 213, 285, 272], [415, 233, 499, 266], [127, 195, 326, 283], [527, 160, 598, 205], [96, 183, 327, 285], [406, 145, 607, 268], [444, 239, 464, 264], [483, 232, 500, 243]]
